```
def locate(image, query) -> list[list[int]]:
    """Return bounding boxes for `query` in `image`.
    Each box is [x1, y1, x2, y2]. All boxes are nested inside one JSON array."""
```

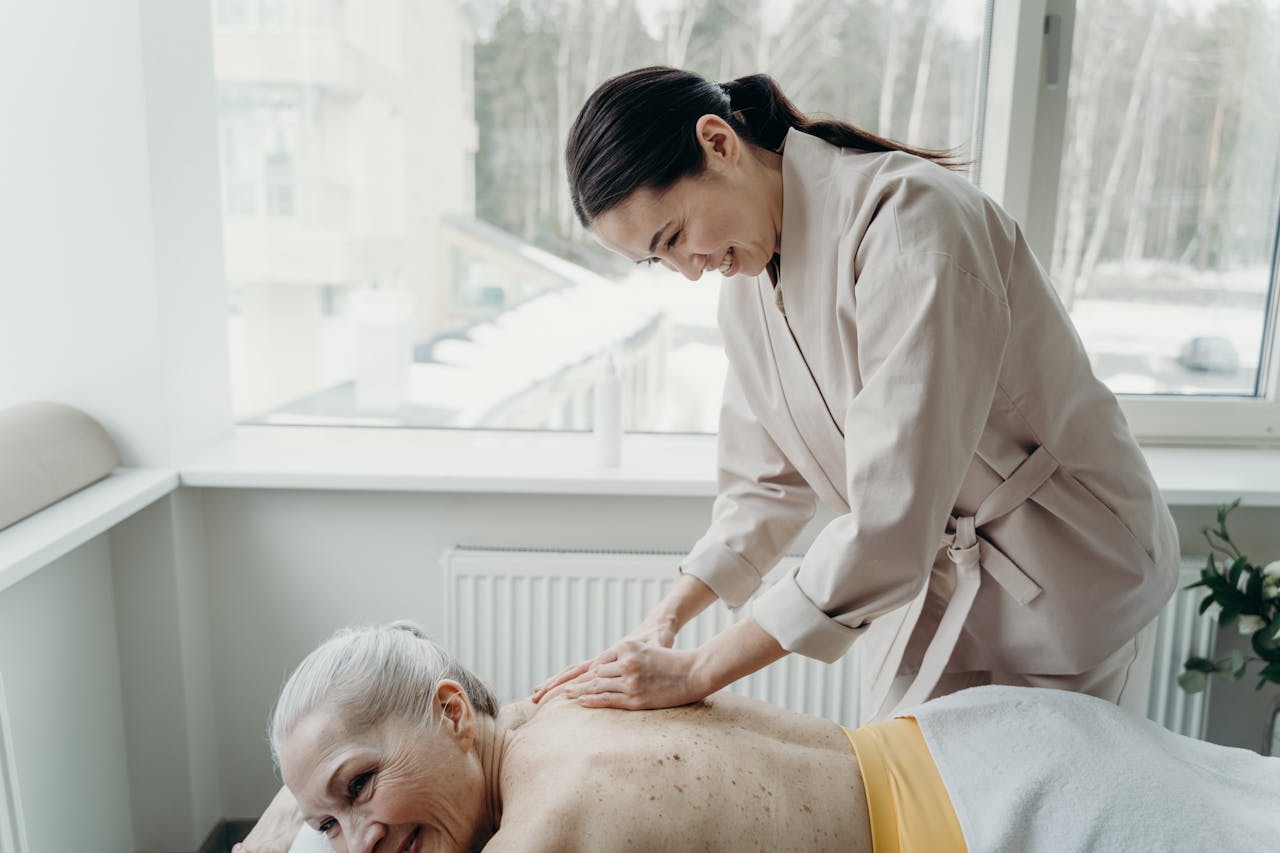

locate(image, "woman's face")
[[591, 115, 783, 282], [279, 689, 487, 853]]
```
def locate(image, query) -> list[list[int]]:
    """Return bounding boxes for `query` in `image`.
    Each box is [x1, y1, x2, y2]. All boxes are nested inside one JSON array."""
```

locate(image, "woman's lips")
[[718, 247, 736, 276]]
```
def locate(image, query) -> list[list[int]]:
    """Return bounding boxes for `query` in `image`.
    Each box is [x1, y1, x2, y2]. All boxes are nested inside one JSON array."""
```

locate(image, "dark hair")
[[566, 66, 966, 227]]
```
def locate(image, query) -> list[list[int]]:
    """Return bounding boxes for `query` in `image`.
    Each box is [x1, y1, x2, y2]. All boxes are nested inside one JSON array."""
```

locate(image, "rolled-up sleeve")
[[681, 363, 818, 609], [751, 251, 1011, 662]]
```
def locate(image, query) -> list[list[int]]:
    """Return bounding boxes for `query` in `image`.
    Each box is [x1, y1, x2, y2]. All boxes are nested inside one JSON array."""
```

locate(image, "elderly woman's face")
[[279, 703, 486, 853], [591, 116, 782, 282]]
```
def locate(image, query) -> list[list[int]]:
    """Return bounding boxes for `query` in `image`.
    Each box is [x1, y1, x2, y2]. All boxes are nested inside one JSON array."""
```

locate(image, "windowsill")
[[178, 426, 720, 496], [0, 469, 179, 595], [4, 428, 1279, 592], [178, 425, 1280, 507]]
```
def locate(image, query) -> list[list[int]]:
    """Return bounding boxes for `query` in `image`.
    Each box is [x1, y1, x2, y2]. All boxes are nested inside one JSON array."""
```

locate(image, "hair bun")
[[386, 619, 430, 639]]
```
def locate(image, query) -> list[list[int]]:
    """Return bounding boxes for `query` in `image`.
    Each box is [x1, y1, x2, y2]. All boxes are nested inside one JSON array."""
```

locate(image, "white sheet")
[[909, 685, 1280, 852]]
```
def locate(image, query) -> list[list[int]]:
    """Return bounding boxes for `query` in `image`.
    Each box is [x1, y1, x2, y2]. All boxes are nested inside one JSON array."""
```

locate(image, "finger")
[[576, 691, 638, 710], [538, 662, 586, 689], [593, 645, 622, 665], [566, 669, 598, 688], [564, 675, 626, 698], [531, 661, 591, 701], [586, 660, 624, 679]]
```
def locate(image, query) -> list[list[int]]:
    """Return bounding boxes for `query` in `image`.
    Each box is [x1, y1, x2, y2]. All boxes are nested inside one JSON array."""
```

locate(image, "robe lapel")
[[754, 273, 849, 510]]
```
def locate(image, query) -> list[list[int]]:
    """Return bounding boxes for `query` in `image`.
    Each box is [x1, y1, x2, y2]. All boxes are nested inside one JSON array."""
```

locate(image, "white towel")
[[909, 685, 1280, 853]]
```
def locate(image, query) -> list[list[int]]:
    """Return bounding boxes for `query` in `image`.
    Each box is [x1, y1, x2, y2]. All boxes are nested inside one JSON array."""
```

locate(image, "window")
[[211, 0, 989, 431], [1048, 0, 1280, 400]]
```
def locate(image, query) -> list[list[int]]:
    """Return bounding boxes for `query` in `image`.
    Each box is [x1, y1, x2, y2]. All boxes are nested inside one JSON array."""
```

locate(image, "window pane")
[[214, 0, 988, 430], [1051, 0, 1280, 397]]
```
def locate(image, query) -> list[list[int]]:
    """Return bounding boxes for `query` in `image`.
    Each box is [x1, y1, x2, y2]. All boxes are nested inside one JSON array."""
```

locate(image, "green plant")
[[1179, 500, 1280, 694]]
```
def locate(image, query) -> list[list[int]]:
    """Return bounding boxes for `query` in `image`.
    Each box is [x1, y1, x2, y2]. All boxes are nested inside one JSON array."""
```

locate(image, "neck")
[[472, 714, 508, 845], [750, 145, 785, 256]]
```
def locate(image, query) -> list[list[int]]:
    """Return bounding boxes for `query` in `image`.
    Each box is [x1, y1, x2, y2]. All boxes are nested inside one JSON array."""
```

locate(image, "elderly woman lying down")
[[240, 621, 1280, 853]]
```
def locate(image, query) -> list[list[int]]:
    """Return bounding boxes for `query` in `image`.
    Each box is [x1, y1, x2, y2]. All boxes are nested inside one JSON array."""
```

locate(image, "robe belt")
[[866, 446, 1059, 720]]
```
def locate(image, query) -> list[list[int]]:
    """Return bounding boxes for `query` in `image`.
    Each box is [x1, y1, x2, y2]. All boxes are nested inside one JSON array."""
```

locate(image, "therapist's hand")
[[531, 572, 717, 703], [563, 616, 788, 711], [530, 617, 676, 703], [562, 641, 706, 710]]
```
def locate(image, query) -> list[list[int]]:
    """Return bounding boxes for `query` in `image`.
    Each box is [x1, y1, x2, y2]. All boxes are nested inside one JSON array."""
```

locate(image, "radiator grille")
[[1147, 562, 1218, 739], [0, 674, 28, 853], [444, 548, 862, 724], [444, 548, 1215, 736]]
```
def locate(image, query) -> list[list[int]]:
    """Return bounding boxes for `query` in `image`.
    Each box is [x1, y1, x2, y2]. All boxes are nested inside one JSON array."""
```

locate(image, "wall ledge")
[[0, 469, 178, 594]]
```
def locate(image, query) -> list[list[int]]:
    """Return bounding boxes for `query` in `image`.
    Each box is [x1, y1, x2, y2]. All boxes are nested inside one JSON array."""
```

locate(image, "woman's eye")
[[666, 230, 681, 250], [348, 770, 374, 802], [318, 818, 336, 836]]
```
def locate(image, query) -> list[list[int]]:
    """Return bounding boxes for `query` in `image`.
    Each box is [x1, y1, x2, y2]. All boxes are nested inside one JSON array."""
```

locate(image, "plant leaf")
[[1257, 661, 1280, 689], [1216, 649, 1246, 679], [1252, 625, 1280, 662], [1184, 656, 1217, 674], [1178, 670, 1208, 694]]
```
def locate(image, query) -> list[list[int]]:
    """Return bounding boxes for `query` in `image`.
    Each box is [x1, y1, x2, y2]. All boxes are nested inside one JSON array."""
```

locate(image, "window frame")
[[981, 0, 1280, 446], [197, 0, 1280, 448]]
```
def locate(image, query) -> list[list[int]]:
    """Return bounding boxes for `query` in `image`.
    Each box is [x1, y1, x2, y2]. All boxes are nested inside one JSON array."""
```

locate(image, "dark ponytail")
[[566, 66, 966, 227]]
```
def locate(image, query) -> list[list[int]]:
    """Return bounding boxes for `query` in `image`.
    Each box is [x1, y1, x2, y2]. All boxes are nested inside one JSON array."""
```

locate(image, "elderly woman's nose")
[[345, 820, 386, 853]]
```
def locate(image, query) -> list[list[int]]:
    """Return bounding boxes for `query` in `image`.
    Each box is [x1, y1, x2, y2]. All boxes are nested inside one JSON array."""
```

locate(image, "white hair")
[[269, 620, 499, 767]]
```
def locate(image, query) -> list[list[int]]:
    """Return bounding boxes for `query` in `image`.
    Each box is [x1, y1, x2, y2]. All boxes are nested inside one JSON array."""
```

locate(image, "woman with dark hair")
[[534, 66, 1180, 721]]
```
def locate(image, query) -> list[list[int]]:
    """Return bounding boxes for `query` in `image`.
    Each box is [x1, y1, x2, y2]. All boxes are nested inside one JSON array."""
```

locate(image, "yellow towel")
[[843, 718, 967, 853]]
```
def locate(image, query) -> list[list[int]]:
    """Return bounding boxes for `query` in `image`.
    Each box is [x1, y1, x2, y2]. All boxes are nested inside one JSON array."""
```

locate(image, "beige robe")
[[681, 129, 1180, 717]]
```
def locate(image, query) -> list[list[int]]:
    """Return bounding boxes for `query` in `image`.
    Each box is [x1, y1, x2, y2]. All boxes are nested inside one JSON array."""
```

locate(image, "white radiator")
[[443, 548, 861, 724], [1146, 561, 1218, 739], [0, 675, 29, 853], [443, 548, 1215, 736]]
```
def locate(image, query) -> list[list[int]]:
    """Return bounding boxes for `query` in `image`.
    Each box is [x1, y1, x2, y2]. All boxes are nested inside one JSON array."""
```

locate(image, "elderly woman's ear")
[[437, 679, 476, 741]]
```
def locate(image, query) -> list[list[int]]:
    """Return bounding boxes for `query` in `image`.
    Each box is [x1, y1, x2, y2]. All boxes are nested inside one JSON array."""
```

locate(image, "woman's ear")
[[437, 680, 476, 747], [694, 114, 740, 170]]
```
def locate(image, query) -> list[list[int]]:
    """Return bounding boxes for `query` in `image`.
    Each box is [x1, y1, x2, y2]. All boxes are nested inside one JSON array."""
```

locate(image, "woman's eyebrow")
[[648, 220, 673, 255], [323, 758, 355, 798]]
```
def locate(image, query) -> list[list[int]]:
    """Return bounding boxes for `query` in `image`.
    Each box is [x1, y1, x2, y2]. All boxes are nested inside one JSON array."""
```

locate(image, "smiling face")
[[591, 115, 784, 282], [279, 684, 489, 853]]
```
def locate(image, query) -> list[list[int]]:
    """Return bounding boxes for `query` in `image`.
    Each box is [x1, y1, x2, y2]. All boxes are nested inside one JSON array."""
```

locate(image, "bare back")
[[488, 690, 870, 852]]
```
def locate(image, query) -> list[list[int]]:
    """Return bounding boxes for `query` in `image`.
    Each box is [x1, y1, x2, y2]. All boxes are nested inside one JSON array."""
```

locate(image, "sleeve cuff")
[[679, 539, 763, 609], [751, 567, 865, 663]]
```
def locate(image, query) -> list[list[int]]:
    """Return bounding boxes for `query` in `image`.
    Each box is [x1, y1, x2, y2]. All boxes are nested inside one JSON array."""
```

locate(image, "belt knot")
[[946, 515, 981, 571]]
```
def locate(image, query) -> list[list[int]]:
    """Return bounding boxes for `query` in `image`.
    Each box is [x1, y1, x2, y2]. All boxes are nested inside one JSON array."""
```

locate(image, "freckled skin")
[[488, 691, 870, 853]]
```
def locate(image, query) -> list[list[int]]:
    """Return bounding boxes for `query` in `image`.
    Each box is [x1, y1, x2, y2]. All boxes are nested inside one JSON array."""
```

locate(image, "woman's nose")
[[674, 252, 707, 281]]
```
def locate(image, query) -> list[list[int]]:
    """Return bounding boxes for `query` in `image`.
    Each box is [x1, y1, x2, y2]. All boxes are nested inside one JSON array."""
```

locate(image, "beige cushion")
[[0, 402, 120, 531]]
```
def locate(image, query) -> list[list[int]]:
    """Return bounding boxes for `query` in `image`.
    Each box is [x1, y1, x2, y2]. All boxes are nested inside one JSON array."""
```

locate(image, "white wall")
[[0, 538, 135, 853], [0, 0, 230, 466], [110, 491, 221, 852]]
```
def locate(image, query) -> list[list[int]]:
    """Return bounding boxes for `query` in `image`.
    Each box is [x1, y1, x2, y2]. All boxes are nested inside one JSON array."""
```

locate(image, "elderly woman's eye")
[[348, 770, 374, 802], [318, 818, 336, 836]]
